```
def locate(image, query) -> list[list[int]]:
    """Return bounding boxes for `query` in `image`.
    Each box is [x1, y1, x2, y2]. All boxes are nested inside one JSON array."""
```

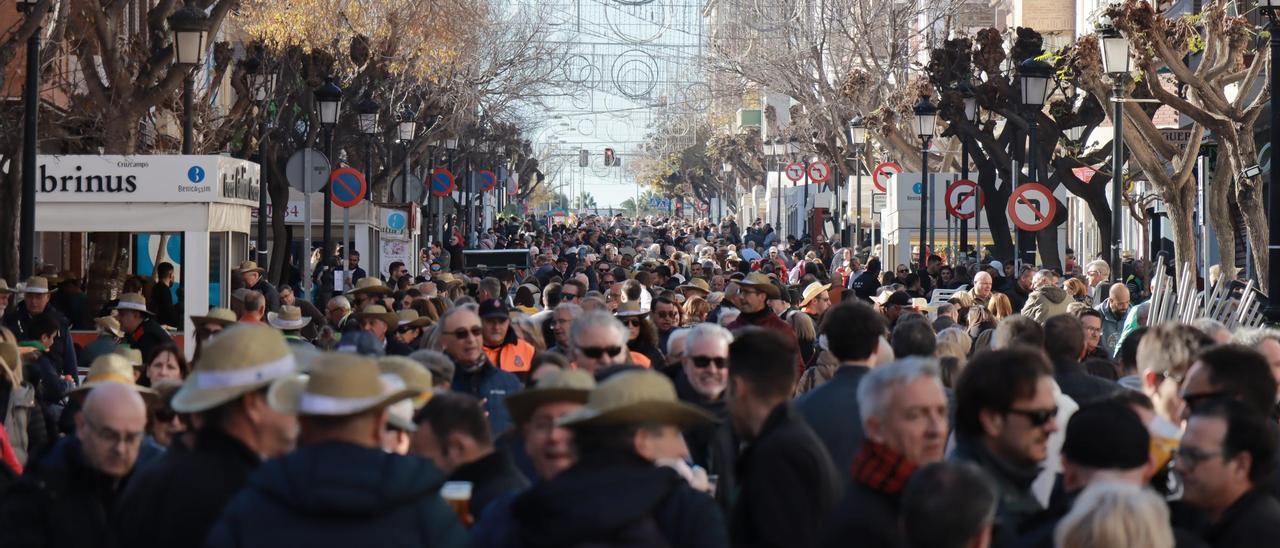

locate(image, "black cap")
[[1062, 401, 1150, 470], [478, 299, 511, 320], [885, 290, 913, 307]]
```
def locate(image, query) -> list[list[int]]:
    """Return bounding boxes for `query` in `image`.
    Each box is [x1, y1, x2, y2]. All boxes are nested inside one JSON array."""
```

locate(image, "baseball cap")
[[986, 260, 1004, 272], [879, 290, 912, 307], [478, 299, 511, 320], [1062, 401, 1150, 470]]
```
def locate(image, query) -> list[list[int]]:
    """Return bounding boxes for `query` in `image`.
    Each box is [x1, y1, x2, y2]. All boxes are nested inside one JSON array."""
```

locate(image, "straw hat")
[[19, 276, 55, 294], [346, 277, 393, 296], [267, 305, 312, 331], [356, 304, 399, 328], [172, 324, 298, 413], [396, 309, 432, 329], [114, 293, 151, 315], [267, 353, 420, 417], [95, 316, 124, 338], [676, 278, 711, 296], [505, 368, 595, 425], [112, 345, 144, 368], [737, 272, 781, 299], [70, 354, 158, 403], [910, 297, 935, 313], [191, 307, 238, 328], [378, 356, 433, 408], [381, 375, 418, 432], [614, 300, 648, 318], [0, 279, 14, 293], [238, 260, 265, 275], [558, 370, 715, 429], [799, 281, 832, 308], [433, 272, 463, 289]]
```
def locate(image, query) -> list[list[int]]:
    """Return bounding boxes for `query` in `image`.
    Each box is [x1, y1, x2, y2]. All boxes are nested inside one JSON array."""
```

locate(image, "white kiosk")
[[35, 154, 259, 358]]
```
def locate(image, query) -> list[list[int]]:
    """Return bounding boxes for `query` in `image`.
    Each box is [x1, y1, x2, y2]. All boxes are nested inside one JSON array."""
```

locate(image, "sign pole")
[[342, 207, 350, 293], [303, 151, 313, 298]]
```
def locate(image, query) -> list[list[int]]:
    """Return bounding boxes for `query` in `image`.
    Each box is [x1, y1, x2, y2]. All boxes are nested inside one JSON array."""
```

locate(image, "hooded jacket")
[[1020, 286, 1071, 324], [204, 441, 467, 548]]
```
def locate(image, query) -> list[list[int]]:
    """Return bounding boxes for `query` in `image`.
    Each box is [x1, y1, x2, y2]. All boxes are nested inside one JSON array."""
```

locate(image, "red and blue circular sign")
[[478, 170, 498, 192], [328, 167, 367, 208], [430, 168, 456, 197]]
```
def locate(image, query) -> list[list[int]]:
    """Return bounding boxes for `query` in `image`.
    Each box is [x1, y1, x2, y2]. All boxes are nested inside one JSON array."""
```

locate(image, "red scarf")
[[850, 440, 918, 496]]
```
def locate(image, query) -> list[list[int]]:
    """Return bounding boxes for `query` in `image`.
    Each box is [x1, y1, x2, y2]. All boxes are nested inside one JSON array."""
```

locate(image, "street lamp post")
[[314, 78, 343, 270], [1019, 57, 1053, 267], [850, 116, 867, 254], [168, 5, 210, 155], [956, 82, 979, 256], [1098, 19, 1131, 283], [914, 97, 937, 271], [397, 108, 419, 205], [721, 162, 731, 223], [16, 0, 44, 278], [245, 57, 277, 266], [1255, 2, 1280, 310]]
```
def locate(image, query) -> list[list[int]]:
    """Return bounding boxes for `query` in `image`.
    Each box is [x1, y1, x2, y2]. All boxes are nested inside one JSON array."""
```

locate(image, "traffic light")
[[604, 148, 615, 167]]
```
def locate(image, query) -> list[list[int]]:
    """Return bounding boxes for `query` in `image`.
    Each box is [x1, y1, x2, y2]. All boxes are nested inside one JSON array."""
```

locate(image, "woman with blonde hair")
[[987, 292, 1013, 319], [0, 326, 46, 466], [1063, 277, 1090, 304], [682, 296, 712, 325], [1054, 482, 1173, 548]]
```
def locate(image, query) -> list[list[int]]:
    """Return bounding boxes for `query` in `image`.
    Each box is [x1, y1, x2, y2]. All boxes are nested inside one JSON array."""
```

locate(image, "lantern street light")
[[955, 81, 979, 256], [1257, 1, 1280, 314], [849, 115, 867, 252], [245, 57, 277, 265], [313, 78, 343, 275], [169, 5, 210, 155], [16, 0, 50, 278], [914, 96, 937, 271], [1018, 57, 1053, 267], [1098, 18, 1131, 283], [397, 107, 418, 205]]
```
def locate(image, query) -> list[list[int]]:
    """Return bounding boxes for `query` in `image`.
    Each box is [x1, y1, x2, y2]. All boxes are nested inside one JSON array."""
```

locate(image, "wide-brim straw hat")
[[677, 278, 711, 296], [112, 345, 144, 368], [558, 370, 715, 429], [356, 304, 399, 328], [737, 272, 781, 299], [346, 277, 393, 297], [114, 292, 152, 315], [0, 278, 14, 294], [378, 356, 433, 409], [799, 282, 832, 308], [505, 368, 595, 425], [614, 300, 648, 318], [268, 305, 312, 331], [238, 260, 265, 275], [267, 353, 420, 417], [18, 276, 55, 294], [95, 316, 124, 338], [191, 307, 238, 328], [69, 354, 158, 403], [433, 272, 463, 289], [396, 309, 432, 329], [172, 324, 298, 413]]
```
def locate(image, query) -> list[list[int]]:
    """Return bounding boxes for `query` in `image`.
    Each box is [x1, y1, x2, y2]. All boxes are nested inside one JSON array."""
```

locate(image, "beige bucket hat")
[[267, 305, 312, 331], [172, 323, 298, 413], [267, 353, 420, 417], [558, 370, 715, 429], [676, 278, 711, 296], [396, 309, 433, 329], [191, 307, 238, 328], [238, 260, 265, 275], [0, 279, 14, 293], [95, 316, 124, 338], [346, 277, 393, 297], [356, 304, 399, 328], [114, 293, 151, 315], [737, 272, 781, 299], [70, 354, 158, 403], [505, 368, 595, 425], [18, 276, 54, 294]]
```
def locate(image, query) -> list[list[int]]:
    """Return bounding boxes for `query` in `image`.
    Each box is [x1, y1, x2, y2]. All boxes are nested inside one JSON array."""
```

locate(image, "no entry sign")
[[328, 168, 367, 208], [785, 162, 805, 182], [944, 179, 983, 220], [478, 170, 498, 192], [1006, 182, 1057, 232], [871, 161, 902, 193], [430, 168, 456, 197], [807, 161, 831, 184]]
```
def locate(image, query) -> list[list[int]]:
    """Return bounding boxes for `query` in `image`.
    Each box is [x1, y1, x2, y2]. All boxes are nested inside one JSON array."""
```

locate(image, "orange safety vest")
[[484, 339, 536, 373]]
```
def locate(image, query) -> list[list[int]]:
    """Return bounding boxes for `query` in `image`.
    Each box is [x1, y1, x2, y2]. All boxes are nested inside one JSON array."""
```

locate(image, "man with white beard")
[[673, 323, 736, 507]]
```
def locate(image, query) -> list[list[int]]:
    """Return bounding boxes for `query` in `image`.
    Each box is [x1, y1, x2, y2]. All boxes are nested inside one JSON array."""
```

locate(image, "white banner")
[[36, 155, 259, 206]]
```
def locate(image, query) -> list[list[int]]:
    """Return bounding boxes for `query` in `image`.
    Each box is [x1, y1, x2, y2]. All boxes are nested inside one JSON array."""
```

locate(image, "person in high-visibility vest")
[[479, 299, 536, 381]]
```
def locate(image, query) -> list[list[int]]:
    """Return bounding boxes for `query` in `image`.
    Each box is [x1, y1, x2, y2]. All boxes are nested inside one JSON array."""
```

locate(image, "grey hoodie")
[[1021, 285, 1071, 324]]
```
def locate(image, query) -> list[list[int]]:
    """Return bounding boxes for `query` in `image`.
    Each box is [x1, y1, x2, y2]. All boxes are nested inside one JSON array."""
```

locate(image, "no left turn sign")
[[872, 161, 901, 193], [807, 161, 831, 184], [944, 179, 983, 220], [785, 162, 805, 182], [1006, 182, 1057, 232]]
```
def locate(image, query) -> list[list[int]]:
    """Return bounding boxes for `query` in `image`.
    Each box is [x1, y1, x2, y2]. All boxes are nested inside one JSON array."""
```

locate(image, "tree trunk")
[[1206, 158, 1235, 278], [1162, 181, 1199, 278], [1236, 180, 1269, 293]]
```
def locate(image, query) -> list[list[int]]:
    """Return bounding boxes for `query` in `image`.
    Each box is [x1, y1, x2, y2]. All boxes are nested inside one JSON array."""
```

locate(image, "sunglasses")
[[444, 326, 483, 339], [623, 318, 644, 327], [562, 293, 580, 300], [1007, 407, 1057, 427], [579, 346, 623, 359], [690, 356, 727, 369], [154, 408, 178, 423], [1182, 391, 1230, 413]]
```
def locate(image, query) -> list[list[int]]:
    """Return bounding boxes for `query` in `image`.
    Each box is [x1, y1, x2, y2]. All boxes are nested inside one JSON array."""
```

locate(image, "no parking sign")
[[328, 168, 367, 208], [478, 170, 498, 192], [430, 168, 456, 197]]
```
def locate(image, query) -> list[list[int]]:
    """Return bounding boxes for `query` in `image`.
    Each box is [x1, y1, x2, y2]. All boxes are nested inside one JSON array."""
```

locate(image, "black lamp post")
[[1256, 2, 1280, 311], [914, 96, 937, 271], [1097, 18, 1131, 283], [849, 115, 867, 253], [397, 108, 418, 204], [168, 5, 210, 155], [956, 81, 979, 256], [314, 78, 343, 267], [16, 0, 44, 279], [356, 95, 380, 196], [245, 57, 276, 266], [1018, 57, 1052, 267]]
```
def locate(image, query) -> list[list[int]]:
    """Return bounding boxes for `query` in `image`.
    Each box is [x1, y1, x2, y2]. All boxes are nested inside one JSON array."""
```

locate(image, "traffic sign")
[[785, 162, 805, 182], [328, 168, 367, 208], [945, 179, 983, 220], [807, 161, 831, 184], [286, 149, 331, 193], [391, 174, 424, 203], [871, 193, 887, 214], [872, 161, 902, 193], [1006, 182, 1057, 232], [478, 170, 498, 192], [430, 168, 456, 197]]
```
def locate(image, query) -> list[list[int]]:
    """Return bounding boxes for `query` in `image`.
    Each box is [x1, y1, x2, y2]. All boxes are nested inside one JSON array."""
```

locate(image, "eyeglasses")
[[656, 310, 679, 318], [1006, 406, 1057, 427], [1182, 391, 1230, 412], [83, 418, 144, 447], [690, 356, 727, 369], [623, 318, 644, 327], [578, 346, 623, 359], [444, 326, 483, 339], [1174, 446, 1224, 468]]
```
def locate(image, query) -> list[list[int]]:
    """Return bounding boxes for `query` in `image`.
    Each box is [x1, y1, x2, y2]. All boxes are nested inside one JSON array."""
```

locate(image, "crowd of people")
[[0, 211, 1274, 548]]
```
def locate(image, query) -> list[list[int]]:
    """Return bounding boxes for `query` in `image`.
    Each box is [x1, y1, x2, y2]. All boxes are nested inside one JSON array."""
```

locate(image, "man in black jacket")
[[728, 327, 842, 548], [673, 323, 738, 509], [114, 293, 172, 364], [149, 262, 182, 329], [414, 391, 530, 519], [0, 382, 148, 548], [114, 324, 300, 548], [3, 276, 76, 377], [238, 260, 281, 312], [1042, 314, 1120, 405]]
